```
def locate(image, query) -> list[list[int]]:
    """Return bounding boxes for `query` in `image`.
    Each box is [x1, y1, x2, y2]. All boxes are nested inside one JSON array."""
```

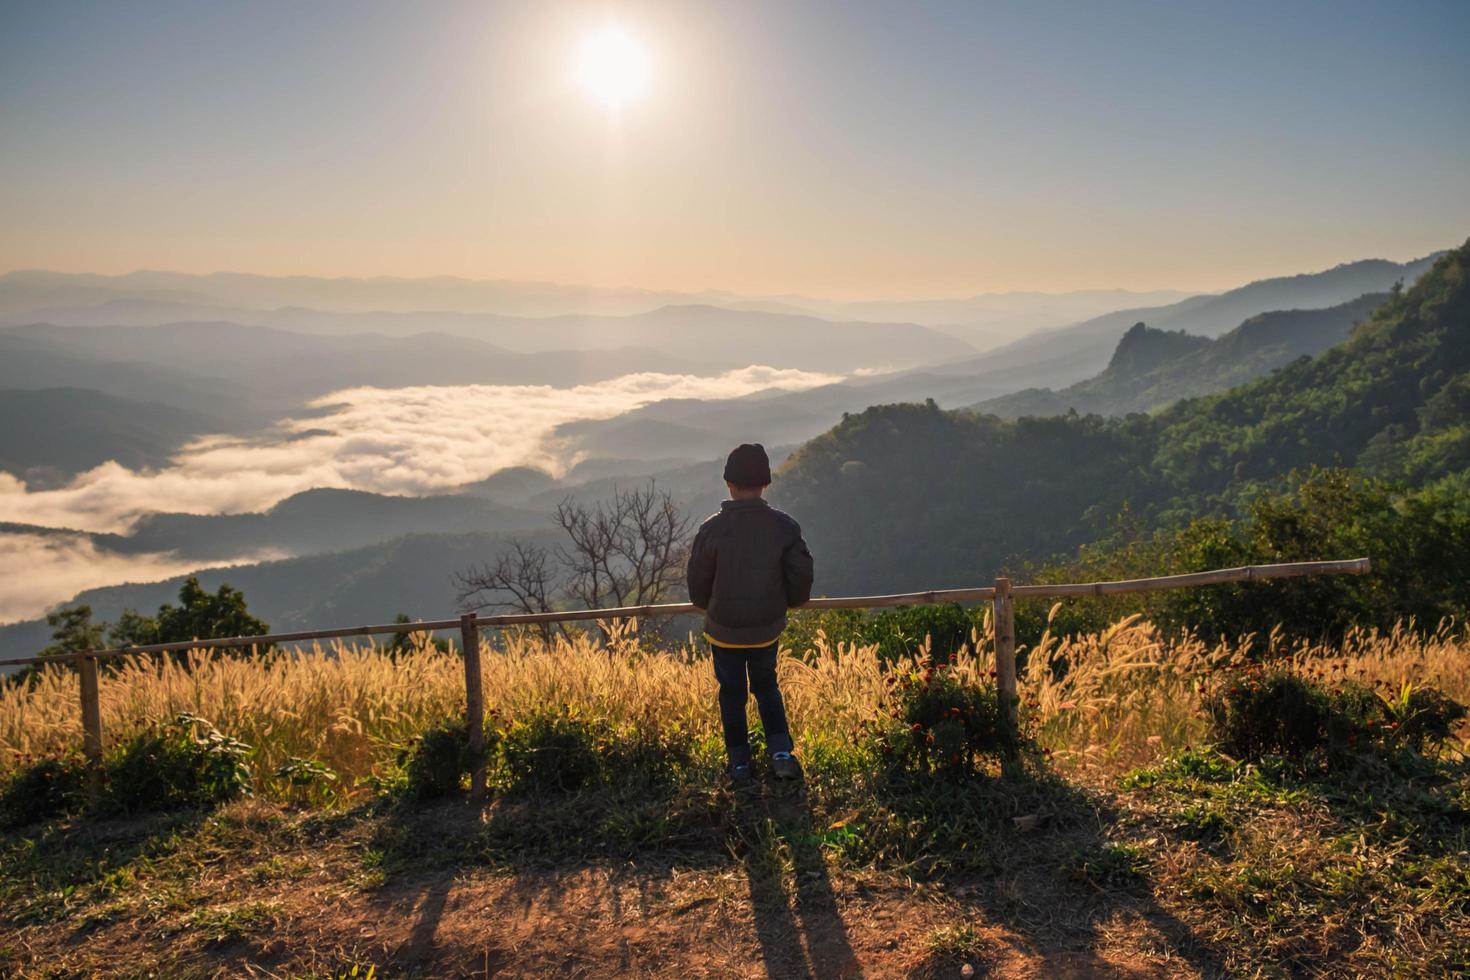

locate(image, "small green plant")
[[926, 923, 989, 958], [1375, 681, 1468, 753], [1121, 746, 1240, 789], [0, 754, 89, 828], [275, 756, 342, 808], [867, 665, 1007, 777], [101, 713, 252, 815], [1062, 842, 1148, 887], [187, 899, 281, 943], [1174, 801, 1232, 842]]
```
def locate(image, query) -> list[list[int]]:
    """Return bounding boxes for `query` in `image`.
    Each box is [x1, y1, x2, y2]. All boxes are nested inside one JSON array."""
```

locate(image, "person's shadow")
[[732, 781, 863, 979]]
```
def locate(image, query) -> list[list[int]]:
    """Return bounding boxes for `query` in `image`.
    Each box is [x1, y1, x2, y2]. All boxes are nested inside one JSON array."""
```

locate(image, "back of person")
[[686, 443, 813, 786], [690, 498, 811, 646]]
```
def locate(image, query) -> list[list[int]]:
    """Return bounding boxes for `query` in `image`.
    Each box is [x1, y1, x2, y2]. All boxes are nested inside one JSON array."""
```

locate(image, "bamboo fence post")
[[992, 577, 1019, 750], [78, 651, 104, 797], [460, 613, 486, 800]]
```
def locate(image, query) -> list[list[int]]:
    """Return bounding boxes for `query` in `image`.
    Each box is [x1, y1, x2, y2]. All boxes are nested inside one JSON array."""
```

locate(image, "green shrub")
[[868, 665, 1007, 778], [1205, 671, 1336, 764], [102, 713, 253, 815], [782, 607, 864, 657], [863, 605, 979, 663], [784, 604, 981, 663], [1204, 669, 1467, 770], [400, 722, 476, 801], [0, 754, 89, 828], [494, 706, 687, 796], [1061, 842, 1148, 886], [498, 710, 602, 794]]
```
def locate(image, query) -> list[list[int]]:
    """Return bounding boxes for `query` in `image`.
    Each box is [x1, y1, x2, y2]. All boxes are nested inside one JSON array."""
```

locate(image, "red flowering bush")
[[866, 666, 1007, 778]]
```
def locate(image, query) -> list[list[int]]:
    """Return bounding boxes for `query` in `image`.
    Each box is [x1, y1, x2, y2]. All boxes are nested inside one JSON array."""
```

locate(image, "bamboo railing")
[[0, 556, 1371, 797]]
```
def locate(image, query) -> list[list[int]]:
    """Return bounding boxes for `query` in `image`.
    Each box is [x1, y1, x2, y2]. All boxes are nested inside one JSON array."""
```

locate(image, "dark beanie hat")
[[724, 443, 771, 487]]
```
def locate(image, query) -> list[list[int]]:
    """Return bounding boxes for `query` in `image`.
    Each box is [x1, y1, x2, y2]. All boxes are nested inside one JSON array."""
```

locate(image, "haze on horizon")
[[2, 0, 1467, 300]]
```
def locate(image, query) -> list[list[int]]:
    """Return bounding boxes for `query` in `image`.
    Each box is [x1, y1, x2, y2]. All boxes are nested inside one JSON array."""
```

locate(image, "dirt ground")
[[1, 799, 1214, 979], [13, 865, 1196, 979]]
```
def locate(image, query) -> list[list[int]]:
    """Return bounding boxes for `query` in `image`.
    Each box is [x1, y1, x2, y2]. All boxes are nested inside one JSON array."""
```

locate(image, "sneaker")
[[771, 752, 803, 781], [728, 761, 756, 789]]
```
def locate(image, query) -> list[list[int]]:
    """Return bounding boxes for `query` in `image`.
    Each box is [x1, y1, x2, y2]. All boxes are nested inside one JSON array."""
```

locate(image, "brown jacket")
[[686, 498, 815, 646]]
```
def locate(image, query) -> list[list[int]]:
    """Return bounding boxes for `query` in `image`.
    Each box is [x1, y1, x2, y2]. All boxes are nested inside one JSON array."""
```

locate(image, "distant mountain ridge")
[[90, 488, 546, 561], [919, 253, 1443, 389], [0, 268, 1192, 346], [975, 293, 1388, 418], [549, 258, 1436, 468], [0, 304, 974, 378], [0, 321, 703, 401]]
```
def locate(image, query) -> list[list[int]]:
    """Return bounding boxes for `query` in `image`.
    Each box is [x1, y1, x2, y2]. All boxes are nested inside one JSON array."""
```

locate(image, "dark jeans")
[[711, 642, 794, 766]]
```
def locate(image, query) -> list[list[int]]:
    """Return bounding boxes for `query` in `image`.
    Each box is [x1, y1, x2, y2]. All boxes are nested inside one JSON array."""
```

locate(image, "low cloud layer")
[[0, 531, 263, 625], [0, 366, 837, 535]]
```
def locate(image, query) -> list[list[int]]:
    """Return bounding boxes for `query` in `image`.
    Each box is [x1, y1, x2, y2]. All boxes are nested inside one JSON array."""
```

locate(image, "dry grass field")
[[2, 617, 1467, 977]]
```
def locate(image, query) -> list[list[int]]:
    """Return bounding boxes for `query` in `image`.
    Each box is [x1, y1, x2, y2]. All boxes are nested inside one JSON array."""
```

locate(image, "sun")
[[577, 28, 651, 109]]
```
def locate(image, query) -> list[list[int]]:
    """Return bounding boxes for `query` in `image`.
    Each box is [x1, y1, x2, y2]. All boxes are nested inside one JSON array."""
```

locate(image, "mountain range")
[[1, 245, 1462, 660], [0, 388, 223, 489], [549, 259, 1438, 469], [921, 253, 1442, 387], [776, 241, 1470, 594]]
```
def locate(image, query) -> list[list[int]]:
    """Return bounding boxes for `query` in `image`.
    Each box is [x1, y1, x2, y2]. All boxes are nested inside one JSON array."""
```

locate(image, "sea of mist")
[[0, 365, 838, 623]]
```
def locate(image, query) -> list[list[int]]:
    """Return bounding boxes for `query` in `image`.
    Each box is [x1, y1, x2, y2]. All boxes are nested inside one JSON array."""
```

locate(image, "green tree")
[[386, 612, 448, 658], [109, 577, 270, 656], [41, 605, 106, 659], [1021, 468, 1470, 643]]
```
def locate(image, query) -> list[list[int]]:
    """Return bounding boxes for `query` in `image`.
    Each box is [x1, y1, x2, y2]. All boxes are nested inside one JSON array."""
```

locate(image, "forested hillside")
[[776, 241, 1470, 617]]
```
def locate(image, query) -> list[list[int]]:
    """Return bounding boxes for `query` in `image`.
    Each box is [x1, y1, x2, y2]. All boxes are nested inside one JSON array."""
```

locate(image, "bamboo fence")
[[0, 557, 1371, 796]]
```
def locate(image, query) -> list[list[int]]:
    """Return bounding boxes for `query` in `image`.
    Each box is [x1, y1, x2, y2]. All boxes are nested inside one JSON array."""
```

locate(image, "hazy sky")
[[2, 0, 1467, 298]]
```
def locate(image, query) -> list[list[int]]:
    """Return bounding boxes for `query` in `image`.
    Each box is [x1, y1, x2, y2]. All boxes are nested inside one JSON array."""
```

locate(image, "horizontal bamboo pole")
[[0, 589, 1007, 665], [1009, 557, 1371, 599], [0, 557, 1370, 668]]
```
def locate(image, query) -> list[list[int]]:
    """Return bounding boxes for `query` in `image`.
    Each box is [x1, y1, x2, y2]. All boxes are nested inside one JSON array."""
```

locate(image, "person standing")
[[686, 443, 814, 786]]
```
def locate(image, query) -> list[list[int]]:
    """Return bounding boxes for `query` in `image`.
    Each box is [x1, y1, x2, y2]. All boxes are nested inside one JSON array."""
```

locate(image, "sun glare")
[[577, 28, 650, 109]]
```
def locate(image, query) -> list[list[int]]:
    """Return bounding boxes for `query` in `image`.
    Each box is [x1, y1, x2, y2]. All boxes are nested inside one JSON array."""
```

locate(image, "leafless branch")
[[453, 540, 561, 643], [456, 480, 692, 645]]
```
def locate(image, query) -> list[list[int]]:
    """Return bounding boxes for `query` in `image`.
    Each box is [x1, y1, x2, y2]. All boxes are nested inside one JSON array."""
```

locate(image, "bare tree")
[[556, 482, 692, 610], [454, 481, 693, 642], [454, 540, 561, 643]]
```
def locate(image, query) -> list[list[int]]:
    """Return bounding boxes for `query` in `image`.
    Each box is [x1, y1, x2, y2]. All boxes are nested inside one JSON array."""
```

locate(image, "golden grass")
[[3, 616, 1467, 799], [1026, 615, 1470, 774]]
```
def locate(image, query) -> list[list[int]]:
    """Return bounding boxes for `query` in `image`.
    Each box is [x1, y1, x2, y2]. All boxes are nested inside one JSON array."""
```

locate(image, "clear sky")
[[2, 0, 1467, 298]]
